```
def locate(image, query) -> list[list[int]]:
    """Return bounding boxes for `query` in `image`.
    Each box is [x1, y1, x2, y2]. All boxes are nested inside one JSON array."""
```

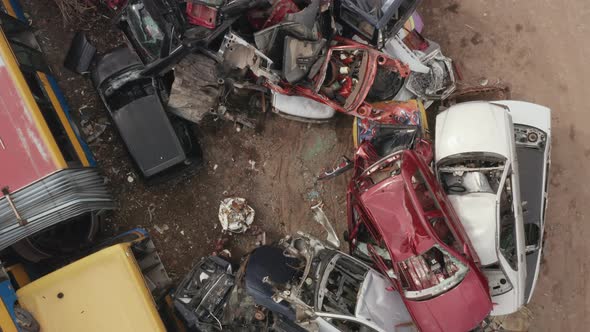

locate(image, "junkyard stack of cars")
[[0, 0, 551, 331]]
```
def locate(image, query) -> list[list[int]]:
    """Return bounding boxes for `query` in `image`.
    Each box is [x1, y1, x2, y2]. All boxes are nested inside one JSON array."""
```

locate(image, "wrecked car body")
[[174, 234, 416, 331], [91, 46, 202, 179], [267, 37, 412, 122], [500, 101, 551, 305], [109, 0, 452, 126], [435, 101, 551, 315], [347, 142, 492, 331], [382, 19, 456, 106]]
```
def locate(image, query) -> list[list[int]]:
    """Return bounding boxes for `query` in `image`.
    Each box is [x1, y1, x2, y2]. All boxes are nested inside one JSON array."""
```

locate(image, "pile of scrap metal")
[[173, 232, 416, 332], [67, 0, 456, 180], [320, 98, 552, 331], [179, 0, 456, 125]]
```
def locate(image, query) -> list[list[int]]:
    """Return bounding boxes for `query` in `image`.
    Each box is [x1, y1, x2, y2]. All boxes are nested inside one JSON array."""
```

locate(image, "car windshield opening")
[[127, 2, 164, 61], [397, 245, 468, 300], [411, 169, 462, 252], [356, 152, 403, 191], [438, 154, 507, 196]]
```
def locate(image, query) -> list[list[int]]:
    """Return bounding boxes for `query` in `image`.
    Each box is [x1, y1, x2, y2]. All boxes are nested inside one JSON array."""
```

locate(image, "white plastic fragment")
[[218, 197, 255, 233]]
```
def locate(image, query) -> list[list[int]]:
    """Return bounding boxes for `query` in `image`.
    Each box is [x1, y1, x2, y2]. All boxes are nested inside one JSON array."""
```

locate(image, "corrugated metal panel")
[[0, 168, 114, 250]]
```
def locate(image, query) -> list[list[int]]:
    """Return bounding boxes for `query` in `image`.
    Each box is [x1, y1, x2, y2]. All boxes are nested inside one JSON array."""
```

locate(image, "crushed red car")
[[267, 36, 412, 122], [346, 142, 492, 332]]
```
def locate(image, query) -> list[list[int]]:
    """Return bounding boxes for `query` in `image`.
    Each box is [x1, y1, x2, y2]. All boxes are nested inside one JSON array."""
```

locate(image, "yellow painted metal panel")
[[0, 300, 18, 332], [6, 264, 31, 288], [0, 0, 16, 18], [418, 100, 429, 139], [37, 72, 90, 166], [0, 28, 66, 168], [17, 244, 166, 332]]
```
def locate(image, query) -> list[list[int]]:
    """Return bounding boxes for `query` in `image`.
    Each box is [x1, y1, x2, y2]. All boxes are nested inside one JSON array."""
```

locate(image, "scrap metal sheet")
[[0, 57, 59, 192]]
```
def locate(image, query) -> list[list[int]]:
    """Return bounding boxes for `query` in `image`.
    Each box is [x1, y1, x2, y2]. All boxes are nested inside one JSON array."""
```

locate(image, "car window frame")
[[496, 162, 520, 271], [409, 167, 466, 253]]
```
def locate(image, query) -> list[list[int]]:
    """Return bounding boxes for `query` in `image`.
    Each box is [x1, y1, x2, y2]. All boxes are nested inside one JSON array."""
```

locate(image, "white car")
[[434, 101, 551, 316]]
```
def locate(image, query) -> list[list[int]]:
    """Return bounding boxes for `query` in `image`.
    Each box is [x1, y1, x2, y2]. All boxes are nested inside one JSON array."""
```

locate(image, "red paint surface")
[[186, 3, 217, 29], [404, 270, 493, 332], [0, 65, 57, 193], [247, 0, 299, 30], [347, 144, 491, 332]]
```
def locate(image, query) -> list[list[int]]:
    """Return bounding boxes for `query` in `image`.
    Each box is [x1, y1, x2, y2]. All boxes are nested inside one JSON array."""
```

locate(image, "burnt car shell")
[[92, 46, 200, 179], [347, 144, 492, 332]]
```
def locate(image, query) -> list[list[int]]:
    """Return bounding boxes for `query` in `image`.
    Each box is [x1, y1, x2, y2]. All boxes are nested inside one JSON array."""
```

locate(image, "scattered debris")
[[218, 197, 255, 233], [248, 160, 257, 171], [310, 202, 340, 248], [153, 224, 169, 234], [318, 156, 353, 181], [255, 232, 266, 246], [86, 122, 108, 143], [147, 203, 156, 222]]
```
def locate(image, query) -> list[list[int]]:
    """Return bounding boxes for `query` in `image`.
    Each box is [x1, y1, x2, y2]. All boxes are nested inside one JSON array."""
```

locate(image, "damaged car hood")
[[447, 193, 498, 266], [435, 102, 513, 161]]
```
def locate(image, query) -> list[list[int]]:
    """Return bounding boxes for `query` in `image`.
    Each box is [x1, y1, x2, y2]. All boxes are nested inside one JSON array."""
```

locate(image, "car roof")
[[435, 102, 512, 162], [357, 150, 437, 261], [112, 94, 186, 177]]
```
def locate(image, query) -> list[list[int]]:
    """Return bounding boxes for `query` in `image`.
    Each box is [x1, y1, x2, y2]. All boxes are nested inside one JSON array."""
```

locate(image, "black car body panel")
[[91, 46, 201, 179], [92, 46, 142, 87], [112, 94, 186, 177], [244, 246, 301, 321]]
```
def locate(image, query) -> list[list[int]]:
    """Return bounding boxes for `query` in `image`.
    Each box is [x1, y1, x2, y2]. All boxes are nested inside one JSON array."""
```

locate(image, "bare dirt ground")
[[24, 0, 589, 330]]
